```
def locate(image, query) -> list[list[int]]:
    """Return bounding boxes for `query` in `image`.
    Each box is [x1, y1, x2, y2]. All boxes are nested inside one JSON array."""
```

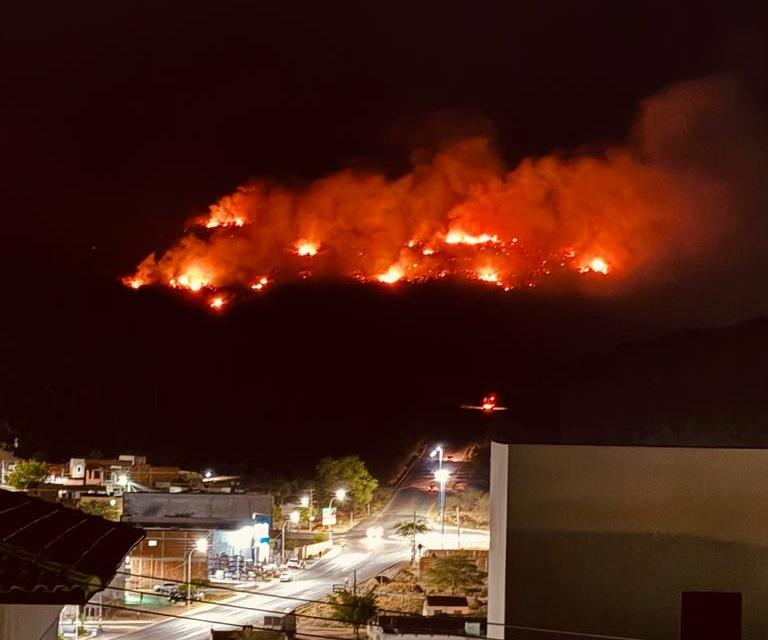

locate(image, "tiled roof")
[[0, 489, 144, 604]]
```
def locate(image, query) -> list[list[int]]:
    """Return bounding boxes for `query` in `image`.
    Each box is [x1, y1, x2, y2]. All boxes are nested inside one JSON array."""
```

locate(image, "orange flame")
[[296, 241, 319, 257], [377, 265, 404, 284]]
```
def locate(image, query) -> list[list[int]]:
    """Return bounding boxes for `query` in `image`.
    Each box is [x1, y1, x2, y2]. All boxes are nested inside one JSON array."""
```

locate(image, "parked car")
[[279, 571, 294, 582], [153, 582, 178, 595], [168, 586, 204, 603], [286, 558, 302, 569]]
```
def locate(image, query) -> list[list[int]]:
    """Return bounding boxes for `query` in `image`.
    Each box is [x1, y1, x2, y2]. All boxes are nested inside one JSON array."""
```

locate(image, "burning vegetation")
[[126, 76, 751, 309]]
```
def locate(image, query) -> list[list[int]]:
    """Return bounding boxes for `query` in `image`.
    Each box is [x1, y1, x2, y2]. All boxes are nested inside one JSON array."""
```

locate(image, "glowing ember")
[[129, 279, 143, 290], [296, 241, 319, 256], [580, 257, 610, 275], [250, 276, 269, 291], [377, 265, 404, 284], [422, 248, 435, 256], [209, 296, 225, 309]]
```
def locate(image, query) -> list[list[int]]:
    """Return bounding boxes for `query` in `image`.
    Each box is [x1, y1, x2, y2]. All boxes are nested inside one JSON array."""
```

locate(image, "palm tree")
[[395, 517, 428, 564]]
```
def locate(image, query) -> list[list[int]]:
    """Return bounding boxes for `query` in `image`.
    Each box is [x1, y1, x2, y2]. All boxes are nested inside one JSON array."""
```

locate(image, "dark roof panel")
[[0, 489, 144, 604]]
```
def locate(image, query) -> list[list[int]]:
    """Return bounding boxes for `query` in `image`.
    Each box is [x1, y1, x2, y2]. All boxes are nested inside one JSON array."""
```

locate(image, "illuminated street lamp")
[[434, 467, 450, 540], [186, 538, 209, 606], [327, 489, 346, 543], [301, 490, 315, 532]]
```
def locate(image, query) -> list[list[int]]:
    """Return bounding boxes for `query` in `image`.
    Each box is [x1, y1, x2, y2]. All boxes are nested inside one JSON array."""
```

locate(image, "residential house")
[[423, 595, 470, 617]]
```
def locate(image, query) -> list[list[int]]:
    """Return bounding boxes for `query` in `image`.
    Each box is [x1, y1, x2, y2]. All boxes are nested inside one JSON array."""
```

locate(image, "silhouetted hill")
[[499, 318, 768, 447]]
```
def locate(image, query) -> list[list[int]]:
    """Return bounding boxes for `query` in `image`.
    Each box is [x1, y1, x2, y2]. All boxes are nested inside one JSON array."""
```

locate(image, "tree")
[[315, 456, 378, 512], [425, 554, 486, 595], [394, 518, 428, 564], [79, 500, 120, 521], [329, 589, 378, 638], [6, 459, 48, 490]]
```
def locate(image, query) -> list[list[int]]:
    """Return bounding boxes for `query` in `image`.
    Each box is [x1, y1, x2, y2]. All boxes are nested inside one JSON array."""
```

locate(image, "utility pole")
[[456, 505, 461, 549], [353, 569, 357, 595], [410, 511, 417, 564], [308, 489, 314, 533]]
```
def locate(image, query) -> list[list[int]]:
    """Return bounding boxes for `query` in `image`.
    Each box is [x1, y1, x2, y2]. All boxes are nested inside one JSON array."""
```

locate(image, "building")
[[122, 492, 273, 587], [0, 488, 143, 638], [46, 453, 200, 495], [489, 433, 768, 640], [423, 595, 470, 617]]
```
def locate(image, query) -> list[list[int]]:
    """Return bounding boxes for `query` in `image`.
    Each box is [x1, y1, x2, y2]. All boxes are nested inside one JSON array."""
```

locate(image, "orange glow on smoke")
[[125, 93, 730, 310]]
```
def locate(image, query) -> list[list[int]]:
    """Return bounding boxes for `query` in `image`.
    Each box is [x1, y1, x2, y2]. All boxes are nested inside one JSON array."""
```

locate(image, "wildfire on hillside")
[[125, 76, 741, 309]]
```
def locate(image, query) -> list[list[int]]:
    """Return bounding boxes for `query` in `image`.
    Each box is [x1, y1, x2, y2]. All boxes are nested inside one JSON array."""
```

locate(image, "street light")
[[300, 496, 309, 507], [327, 489, 346, 543], [185, 538, 209, 606], [430, 446, 444, 470], [281, 511, 300, 564], [434, 468, 450, 541]]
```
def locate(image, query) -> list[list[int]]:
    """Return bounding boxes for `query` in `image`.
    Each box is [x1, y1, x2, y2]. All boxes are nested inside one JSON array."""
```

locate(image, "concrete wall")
[[490, 443, 768, 639], [0, 604, 61, 639]]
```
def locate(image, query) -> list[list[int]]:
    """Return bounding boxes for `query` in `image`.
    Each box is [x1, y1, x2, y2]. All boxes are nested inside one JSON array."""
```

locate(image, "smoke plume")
[[126, 75, 767, 311]]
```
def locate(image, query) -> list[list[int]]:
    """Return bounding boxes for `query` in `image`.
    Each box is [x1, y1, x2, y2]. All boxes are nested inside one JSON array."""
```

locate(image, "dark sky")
[[2, 2, 767, 475]]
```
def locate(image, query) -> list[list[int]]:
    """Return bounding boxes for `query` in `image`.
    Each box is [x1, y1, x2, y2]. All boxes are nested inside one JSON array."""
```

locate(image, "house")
[[46, 453, 201, 494], [423, 595, 470, 617], [122, 492, 273, 587], [488, 431, 768, 640], [0, 488, 144, 639]]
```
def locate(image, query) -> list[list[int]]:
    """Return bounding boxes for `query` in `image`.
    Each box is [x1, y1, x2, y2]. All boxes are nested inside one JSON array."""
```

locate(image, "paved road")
[[97, 449, 486, 639]]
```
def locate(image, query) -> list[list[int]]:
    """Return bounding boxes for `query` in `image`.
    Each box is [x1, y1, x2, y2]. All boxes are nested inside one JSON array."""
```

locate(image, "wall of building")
[[490, 443, 768, 640], [127, 529, 211, 589]]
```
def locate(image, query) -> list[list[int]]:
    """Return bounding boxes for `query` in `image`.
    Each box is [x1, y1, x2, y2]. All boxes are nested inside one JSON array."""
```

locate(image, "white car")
[[286, 558, 301, 569], [279, 572, 293, 582], [153, 582, 178, 595]]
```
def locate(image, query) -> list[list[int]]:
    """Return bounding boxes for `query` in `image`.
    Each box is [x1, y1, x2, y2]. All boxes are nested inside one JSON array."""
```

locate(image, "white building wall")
[[0, 604, 62, 640], [487, 441, 509, 639]]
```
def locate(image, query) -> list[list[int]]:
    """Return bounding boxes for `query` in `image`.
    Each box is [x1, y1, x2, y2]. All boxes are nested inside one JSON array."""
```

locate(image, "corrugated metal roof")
[[0, 489, 144, 604]]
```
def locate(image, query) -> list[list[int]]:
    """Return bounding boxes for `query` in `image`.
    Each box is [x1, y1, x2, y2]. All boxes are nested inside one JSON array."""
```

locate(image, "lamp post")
[[282, 510, 300, 564], [434, 468, 450, 543], [327, 489, 346, 542], [185, 538, 208, 606]]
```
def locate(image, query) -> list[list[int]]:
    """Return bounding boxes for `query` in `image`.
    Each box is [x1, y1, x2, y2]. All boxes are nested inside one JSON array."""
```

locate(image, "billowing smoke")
[[126, 75, 766, 311]]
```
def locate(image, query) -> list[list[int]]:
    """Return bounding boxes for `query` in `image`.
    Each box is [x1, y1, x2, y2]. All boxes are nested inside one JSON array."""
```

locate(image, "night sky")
[[2, 2, 768, 476]]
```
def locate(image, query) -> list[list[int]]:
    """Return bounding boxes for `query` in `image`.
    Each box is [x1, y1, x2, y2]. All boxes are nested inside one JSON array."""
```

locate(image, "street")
[[98, 448, 486, 639]]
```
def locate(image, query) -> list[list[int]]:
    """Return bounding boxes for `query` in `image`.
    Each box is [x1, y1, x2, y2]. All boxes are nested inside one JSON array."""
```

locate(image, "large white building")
[[489, 437, 767, 640]]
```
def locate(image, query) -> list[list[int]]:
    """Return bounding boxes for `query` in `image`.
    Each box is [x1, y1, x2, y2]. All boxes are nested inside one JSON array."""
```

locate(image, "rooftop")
[[0, 489, 144, 604]]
